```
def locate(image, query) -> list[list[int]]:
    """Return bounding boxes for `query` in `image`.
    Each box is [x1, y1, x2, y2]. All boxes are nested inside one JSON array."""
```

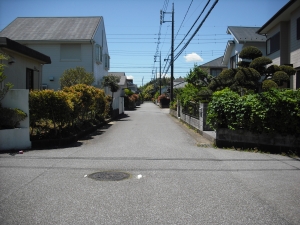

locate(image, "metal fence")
[[182, 102, 199, 119]]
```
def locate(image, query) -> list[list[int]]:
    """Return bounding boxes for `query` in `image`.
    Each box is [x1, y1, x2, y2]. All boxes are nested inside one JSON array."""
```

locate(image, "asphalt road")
[[1, 102, 300, 225]]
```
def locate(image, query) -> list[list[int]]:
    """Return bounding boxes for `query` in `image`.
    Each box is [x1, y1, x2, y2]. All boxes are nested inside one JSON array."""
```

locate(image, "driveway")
[[0, 102, 300, 224]]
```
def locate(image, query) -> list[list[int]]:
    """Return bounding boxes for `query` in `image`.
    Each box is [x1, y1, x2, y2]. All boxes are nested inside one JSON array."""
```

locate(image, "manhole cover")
[[88, 171, 131, 181]]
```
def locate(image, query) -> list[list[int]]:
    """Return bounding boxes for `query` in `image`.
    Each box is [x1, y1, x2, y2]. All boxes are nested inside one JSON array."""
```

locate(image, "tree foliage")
[[185, 64, 213, 88], [102, 75, 120, 93], [0, 53, 13, 101], [60, 67, 95, 88], [209, 46, 295, 93]]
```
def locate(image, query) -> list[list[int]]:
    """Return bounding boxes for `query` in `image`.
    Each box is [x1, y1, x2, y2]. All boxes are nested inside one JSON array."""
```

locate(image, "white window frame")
[[95, 44, 102, 64]]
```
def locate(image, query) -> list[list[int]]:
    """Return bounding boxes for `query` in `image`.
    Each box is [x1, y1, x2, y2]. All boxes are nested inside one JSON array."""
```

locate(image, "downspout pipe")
[[90, 39, 95, 86]]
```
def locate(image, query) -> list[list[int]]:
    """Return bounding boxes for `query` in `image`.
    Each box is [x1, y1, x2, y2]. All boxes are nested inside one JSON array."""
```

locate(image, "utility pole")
[[159, 51, 161, 95], [160, 4, 174, 101], [170, 3, 174, 102]]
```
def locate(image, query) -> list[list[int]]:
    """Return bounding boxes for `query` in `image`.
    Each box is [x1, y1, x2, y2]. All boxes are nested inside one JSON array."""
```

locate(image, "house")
[[127, 79, 138, 93], [257, 0, 300, 89], [199, 56, 227, 77], [173, 76, 186, 89], [106, 72, 128, 116], [222, 26, 266, 68], [0, 37, 51, 89], [0, 17, 110, 90]]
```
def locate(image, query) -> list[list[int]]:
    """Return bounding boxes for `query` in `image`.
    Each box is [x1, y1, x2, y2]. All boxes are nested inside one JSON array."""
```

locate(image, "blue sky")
[[0, 0, 289, 86]]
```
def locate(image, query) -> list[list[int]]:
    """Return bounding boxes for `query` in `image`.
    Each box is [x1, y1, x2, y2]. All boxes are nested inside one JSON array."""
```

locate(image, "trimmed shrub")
[[0, 104, 27, 129], [239, 46, 262, 60], [207, 88, 300, 136], [262, 80, 278, 91], [272, 71, 289, 85]]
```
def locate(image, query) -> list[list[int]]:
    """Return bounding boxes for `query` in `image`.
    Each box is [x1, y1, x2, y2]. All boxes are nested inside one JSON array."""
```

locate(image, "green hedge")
[[207, 88, 300, 136], [29, 84, 109, 139]]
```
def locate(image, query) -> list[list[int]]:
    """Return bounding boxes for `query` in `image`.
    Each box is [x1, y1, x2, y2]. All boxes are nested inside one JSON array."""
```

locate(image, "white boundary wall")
[[0, 89, 31, 150]]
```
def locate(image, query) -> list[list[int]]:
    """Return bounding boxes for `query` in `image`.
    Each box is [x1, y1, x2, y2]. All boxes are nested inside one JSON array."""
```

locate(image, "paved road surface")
[[1, 102, 300, 224]]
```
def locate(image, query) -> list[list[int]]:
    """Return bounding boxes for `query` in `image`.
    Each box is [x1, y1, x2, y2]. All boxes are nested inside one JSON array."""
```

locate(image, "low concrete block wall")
[[216, 128, 300, 151], [0, 128, 31, 150], [180, 113, 200, 130]]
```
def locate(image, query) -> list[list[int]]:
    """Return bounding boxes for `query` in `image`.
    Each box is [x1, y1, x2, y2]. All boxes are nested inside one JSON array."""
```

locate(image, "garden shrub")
[[262, 80, 278, 91], [158, 94, 170, 106], [207, 88, 300, 136], [29, 89, 73, 137], [239, 46, 262, 60], [29, 84, 109, 139], [0, 104, 27, 129]]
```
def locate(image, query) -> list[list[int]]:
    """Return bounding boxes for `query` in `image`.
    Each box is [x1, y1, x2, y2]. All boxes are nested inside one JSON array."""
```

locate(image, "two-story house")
[[222, 26, 266, 68], [0, 17, 110, 90], [257, 0, 300, 89]]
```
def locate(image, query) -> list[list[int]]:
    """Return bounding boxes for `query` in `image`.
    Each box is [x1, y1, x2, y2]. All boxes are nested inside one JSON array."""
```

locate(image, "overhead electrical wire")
[[174, 0, 219, 61], [174, 0, 211, 52]]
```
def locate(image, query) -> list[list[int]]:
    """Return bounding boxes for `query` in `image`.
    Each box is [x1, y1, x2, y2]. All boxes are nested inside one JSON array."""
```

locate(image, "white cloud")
[[183, 52, 203, 62], [126, 75, 134, 80]]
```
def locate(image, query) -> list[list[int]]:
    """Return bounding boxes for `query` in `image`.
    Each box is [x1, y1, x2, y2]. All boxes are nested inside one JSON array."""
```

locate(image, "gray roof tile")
[[0, 17, 102, 41], [200, 56, 226, 68], [227, 26, 266, 43]]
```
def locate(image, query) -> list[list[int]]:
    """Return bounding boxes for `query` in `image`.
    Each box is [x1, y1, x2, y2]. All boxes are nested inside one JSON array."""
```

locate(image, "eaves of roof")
[[257, 0, 299, 34], [0, 37, 51, 64], [200, 56, 227, 68], [222, 40, 234, 66]]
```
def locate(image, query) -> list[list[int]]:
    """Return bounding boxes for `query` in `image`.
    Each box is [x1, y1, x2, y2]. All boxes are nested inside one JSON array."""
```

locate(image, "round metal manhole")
[[88, 171, 131, 181]]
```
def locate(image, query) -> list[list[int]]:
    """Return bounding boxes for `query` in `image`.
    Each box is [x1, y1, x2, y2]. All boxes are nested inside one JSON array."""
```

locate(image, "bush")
[[0, 104, 27, 129], [60, 67, 94, 88], [262, 80, 278, 91], [29, 85, 109, 139], [207, 88, 300, 136], [239, 46, 262, 60]]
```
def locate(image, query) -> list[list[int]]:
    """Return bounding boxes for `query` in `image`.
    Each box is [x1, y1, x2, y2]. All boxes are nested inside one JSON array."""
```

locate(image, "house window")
[[26, 68, 34, 90], [95, 44, 102, 63], [60, 44, 81, 61], [104, 54, 110, 70], [210, 68, 222, 77], [230, 54, 238, 68], [267, 32, 280, 55], [297, 18, 300, 40]]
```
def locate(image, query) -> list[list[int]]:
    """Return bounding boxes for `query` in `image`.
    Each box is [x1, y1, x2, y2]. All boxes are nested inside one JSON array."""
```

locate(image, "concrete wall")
[[0, 89, 31, 150], [216, 128, 300, 151]]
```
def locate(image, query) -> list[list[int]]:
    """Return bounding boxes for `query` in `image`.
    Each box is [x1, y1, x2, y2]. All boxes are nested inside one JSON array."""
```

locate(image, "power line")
[[174, 0, 211, 52], [174, 0, 194, 41], [174, 0, 219, 61]]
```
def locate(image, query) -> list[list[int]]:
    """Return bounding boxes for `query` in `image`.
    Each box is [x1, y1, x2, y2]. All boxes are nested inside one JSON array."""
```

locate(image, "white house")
[[0, 37, 51, 90], [105, 72, 128, 117], [222, 26, 266, 68], [257, 0, 300, 89], [0, 17, 110, 90]]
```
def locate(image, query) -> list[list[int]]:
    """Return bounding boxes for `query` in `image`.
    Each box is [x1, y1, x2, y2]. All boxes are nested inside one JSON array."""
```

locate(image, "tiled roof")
[[227, 26, 266, 43], [200, 56, 226, 68], [0, 17, 102, 41]]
